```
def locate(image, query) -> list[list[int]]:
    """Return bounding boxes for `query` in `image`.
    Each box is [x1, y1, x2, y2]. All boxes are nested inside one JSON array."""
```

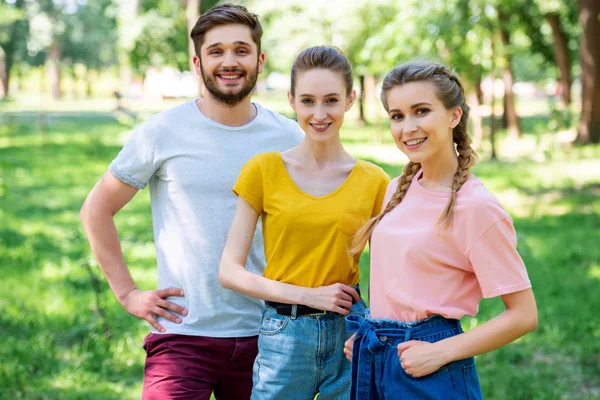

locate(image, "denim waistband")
[[346, 314, 461, 352]]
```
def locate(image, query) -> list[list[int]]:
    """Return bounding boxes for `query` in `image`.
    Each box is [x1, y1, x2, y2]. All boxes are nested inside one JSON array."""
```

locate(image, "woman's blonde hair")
[[350, 62, 478, 255]]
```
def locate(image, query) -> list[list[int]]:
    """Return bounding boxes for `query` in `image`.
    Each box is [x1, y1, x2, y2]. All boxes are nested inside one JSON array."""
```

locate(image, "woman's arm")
[[219, 197, 360, 314], [397, 288, 538, 377]]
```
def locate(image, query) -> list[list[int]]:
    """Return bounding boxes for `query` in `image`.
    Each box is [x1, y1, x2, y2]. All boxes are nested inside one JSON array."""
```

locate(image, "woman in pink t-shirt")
[[343, 62, 538, 400]]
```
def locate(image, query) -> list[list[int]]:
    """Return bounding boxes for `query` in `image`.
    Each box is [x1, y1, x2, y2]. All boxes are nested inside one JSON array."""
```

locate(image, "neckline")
[[191, 99, 261, 131], [276, 152, 361, 200], [412, 169, 479, 197]]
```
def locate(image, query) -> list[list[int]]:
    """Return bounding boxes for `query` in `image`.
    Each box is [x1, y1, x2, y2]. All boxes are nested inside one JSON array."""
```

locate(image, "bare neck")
[[291, 135, 353, 168], [420, 146, 459, 189], [195, 93, 256, 127]]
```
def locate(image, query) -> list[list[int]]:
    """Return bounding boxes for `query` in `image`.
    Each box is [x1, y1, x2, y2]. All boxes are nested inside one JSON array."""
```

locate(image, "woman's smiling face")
[[386, 81, 461, 164], [289, 68, 355, 142]]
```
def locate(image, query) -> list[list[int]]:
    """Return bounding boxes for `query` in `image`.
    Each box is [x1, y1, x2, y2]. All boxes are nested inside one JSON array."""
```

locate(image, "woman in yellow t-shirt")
[[219, 46, 389, 400]]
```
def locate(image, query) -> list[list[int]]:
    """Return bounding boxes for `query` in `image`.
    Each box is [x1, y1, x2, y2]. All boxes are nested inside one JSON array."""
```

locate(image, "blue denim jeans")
[[346, 313, 483, 400], [250, 300, 367, 400]]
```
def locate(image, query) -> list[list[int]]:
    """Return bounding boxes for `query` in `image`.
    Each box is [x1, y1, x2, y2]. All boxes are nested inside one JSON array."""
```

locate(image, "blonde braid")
[[349, 162, 421, 255], [437, 109, 479, 230]]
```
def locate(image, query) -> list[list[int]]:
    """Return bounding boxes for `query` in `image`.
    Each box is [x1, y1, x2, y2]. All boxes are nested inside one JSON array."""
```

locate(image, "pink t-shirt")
[[369, 170, 531, 322]]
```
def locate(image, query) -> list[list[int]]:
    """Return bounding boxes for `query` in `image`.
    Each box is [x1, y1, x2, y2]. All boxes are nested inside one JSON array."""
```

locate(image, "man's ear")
[[193, 55, 202, 77], [258, 52, 265, 75]]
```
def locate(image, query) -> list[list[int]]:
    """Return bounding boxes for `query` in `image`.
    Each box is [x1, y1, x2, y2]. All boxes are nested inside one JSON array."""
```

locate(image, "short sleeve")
[[109, 123, 161, 189], [468, 217, 531, 298], [372, 170, 391, 217], [232, 156, 265, 214]]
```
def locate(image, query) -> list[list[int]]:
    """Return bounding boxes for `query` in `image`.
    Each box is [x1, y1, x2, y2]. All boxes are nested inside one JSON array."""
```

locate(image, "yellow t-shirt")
[[233, 151, 390, 288]]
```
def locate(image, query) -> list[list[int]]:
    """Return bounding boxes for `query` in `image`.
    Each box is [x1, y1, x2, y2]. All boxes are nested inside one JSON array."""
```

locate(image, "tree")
[[497, 8, 522, 140], [546, 13, 572, 105], [128, 0, 218, 88], [0, 0, 28, 99], [576, 0, 600, 143]]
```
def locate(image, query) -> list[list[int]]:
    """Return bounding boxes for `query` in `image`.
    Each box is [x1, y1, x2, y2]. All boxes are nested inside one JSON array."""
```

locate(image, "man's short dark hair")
[[190, 3, 263, 56]]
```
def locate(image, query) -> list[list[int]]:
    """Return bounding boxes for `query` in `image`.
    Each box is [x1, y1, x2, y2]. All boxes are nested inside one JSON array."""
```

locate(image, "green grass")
[[1, 106, 599, 399]]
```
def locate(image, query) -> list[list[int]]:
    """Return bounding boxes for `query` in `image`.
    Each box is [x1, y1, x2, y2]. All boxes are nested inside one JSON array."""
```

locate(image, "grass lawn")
[[1, 102, 599, 399]]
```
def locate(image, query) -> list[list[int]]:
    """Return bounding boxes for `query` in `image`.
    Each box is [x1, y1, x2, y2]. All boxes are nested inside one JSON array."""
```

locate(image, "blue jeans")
[[251, 300, 367, 400], [346, 313, 483, 400]]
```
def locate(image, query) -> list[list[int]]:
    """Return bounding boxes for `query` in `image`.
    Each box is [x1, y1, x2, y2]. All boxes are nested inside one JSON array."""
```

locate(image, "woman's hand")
[[303, 283, 360, 314], [397, 340, 449, 378], [344, 333, 356, 361]]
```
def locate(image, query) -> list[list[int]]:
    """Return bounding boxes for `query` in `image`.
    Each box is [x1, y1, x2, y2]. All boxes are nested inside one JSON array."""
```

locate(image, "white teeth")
[[406, 138, 426, 146], [312, 124, 329, 129], [220, 75, 240, 80]]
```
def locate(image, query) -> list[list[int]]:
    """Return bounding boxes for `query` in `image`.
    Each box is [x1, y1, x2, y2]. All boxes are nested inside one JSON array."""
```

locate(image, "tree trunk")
[[498, 18, 521, 140], [86, 67, 94, 98], [48, 42, 62, 99], [546, 13, 572, 107], [71, 66, 79, 99], [186, 0, 204, 97], [576, 0, 600, 144], [118, 0, 140, 93], [490, 33, 498, 160], [0, 49, 7, 98], [475, 73, 483, 105], [358, 74, 367, 125]]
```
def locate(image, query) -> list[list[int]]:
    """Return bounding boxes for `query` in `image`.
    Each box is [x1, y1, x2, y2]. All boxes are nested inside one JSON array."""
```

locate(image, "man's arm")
[[80, 172, 187, 333]]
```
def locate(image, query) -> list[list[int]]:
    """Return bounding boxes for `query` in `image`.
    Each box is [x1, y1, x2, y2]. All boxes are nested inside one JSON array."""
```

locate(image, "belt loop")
[[403, 326, 412, 342], [290, 304, 298, 320]]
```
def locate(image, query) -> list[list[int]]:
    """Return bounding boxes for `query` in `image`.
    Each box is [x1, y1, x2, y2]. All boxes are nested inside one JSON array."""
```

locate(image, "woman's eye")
[[416, 108, 430, 115], [390, 113, 404, 120], [237, 49, 249, 54], [301, 99, 314, 104], [326, 98, 339, 103]]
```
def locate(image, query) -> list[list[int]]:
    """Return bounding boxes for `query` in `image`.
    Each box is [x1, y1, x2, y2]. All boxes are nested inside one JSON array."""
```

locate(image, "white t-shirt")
[[109, 100, 303, 337]]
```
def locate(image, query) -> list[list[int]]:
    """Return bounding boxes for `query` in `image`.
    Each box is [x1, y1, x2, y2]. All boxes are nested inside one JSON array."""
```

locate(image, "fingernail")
[[182, 310, 188, 316], [160, 328, 166, 333], [176, 318, 182, 323], [180, 290, 185, 296]]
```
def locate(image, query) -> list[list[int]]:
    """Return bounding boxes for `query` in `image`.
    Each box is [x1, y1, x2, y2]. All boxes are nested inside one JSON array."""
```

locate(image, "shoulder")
[[456, 177, 512, 232], [357, 160, 390, 183], [255, 104, 303, 137], [246, 151, 280, 169], [138, 101, 195, 139]]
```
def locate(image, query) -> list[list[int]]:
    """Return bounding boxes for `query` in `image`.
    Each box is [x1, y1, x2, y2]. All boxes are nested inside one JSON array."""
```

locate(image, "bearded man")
[[80, 4, 303, 399]]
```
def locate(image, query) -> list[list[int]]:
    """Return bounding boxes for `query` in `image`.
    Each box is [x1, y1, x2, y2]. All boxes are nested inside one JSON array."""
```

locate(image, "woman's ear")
[[450, 106, 463, 129], [346, 89, 357, 111], [287, 92, 296, 112]]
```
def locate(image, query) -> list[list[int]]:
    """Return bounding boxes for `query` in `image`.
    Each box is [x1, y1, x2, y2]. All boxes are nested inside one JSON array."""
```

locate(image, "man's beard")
[[200, 59, 259, 107]]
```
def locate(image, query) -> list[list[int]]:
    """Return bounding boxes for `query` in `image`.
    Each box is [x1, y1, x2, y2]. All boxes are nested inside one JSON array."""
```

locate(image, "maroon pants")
[[142, 333, 258, 400]]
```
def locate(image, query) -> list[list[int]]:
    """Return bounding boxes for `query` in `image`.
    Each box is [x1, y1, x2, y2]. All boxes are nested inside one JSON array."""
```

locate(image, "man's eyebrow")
[[205, 41, 252, 50]]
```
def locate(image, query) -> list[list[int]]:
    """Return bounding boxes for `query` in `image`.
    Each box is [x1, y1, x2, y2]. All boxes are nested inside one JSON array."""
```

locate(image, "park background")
[[1, 0, 599, 399]]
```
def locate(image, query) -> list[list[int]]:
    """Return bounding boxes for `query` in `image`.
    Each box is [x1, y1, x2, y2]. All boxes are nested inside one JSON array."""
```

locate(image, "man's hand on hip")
[[120, 288, 187, 333]]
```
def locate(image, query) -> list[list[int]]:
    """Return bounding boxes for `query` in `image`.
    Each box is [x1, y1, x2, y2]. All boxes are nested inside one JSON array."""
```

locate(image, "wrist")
[[116, 286, 138, 305], [435, 339, 457, 365], [298, 287, 315, 306]]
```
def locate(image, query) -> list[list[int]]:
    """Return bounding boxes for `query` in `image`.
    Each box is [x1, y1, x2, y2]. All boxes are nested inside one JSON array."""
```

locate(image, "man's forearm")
[[80, 205, 137, 302]]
